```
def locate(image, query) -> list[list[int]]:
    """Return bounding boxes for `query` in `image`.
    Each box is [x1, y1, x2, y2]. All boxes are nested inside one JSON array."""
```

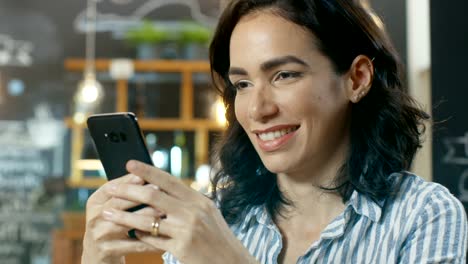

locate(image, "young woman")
[[81, 0, 467, 263]]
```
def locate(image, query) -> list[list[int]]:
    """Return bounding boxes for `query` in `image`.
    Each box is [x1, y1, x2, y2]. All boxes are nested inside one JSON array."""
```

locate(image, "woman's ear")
[[346, 55, 374, 103]]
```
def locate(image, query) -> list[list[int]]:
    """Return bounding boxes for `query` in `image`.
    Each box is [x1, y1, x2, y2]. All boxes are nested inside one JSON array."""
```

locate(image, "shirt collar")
[[346, 189, 384, 222], [239, 205, 273, 232], [238, 188, 384, 233]]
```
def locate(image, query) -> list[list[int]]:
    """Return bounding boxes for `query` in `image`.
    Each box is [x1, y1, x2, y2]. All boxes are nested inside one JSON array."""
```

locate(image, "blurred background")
[[0, 0, 466, 263]]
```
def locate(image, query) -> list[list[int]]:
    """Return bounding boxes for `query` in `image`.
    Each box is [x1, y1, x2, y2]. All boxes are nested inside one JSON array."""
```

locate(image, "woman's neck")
[[276, 173, 345, 222], [275, 144, 348, 221]]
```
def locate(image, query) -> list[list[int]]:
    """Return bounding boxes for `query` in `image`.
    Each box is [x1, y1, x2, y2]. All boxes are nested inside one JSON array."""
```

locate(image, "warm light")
[[76, 159, 103, 170], [73, 112, 86, 124], [214, 98, 227, 126], [76, 159, 106, 177], [76, 74, 103, 104]]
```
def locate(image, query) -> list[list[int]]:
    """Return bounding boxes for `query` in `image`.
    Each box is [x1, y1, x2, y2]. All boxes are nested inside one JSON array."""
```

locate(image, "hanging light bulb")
[[74, 0, 103, 120], [76, 72, 103, 104]]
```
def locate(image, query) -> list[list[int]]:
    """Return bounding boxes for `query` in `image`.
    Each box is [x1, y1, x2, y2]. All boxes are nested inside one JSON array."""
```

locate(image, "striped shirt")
[[163, 173, 468, 263]]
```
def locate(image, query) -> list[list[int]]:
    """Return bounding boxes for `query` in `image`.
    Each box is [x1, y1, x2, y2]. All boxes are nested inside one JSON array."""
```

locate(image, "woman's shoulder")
[[383, 172, 468, 262], [387, 172, 466, 223], [393, 172, 462, 205]]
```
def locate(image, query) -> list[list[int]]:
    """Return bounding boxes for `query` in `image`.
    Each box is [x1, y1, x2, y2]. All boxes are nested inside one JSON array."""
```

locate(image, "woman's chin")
[[259, 154, 301, 175], [262, 163, 291, 175]]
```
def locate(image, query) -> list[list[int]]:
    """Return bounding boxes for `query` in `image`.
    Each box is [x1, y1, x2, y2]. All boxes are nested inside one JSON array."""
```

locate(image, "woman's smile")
[[253, 125, 300, 152]]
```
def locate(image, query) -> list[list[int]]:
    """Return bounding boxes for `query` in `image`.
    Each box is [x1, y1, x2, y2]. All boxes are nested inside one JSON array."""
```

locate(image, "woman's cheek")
[[234, 95, 248, 126]]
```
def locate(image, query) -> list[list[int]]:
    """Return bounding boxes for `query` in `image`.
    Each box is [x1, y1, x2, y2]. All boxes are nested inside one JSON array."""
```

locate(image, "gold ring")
[[151, 217, 160, 237]]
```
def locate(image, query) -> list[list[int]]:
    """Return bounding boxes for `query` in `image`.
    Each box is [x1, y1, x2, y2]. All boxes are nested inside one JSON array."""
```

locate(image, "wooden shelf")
[[64, 117, 225, 131], [65, 58, 210, 73], [66, 58, 224, 188]]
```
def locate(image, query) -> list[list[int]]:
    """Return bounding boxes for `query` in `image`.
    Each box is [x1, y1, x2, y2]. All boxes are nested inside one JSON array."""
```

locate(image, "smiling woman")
[[81, 1, 468, 264], [206, 0, 467, 263]]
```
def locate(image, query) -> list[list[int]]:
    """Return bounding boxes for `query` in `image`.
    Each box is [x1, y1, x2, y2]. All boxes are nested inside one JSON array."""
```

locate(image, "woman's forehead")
[[229, 12, 320, 67]]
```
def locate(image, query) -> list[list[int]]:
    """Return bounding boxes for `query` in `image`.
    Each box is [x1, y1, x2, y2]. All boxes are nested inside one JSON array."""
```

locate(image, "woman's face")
[[229, 11, 352, 176]]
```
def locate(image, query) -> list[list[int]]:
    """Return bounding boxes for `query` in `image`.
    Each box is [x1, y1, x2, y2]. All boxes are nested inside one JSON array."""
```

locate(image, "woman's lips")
[[254, 125, 299, 152]]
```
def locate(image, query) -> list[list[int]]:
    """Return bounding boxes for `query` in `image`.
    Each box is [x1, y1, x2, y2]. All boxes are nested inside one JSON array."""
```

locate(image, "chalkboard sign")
[[431, 0, 468, 212], [0, 120, 65, 264]]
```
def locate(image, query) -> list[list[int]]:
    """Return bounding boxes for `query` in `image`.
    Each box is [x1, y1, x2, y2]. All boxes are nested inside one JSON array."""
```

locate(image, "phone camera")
[[108, 132, 120, 143], [106, 132, 127, 143]]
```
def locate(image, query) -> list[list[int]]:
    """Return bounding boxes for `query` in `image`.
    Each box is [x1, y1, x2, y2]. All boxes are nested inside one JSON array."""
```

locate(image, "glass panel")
[[144, 130, 195, 180], [97, 80, 117, 113], [128, 73, 181, 118], [80, 129, 104, 178], [193, 72, 215, 119]]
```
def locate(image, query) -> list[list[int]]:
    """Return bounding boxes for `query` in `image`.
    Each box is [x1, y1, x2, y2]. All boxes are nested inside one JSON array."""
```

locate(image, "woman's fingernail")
[[102, 210, 113, 220], [151, 185, 160, 191]]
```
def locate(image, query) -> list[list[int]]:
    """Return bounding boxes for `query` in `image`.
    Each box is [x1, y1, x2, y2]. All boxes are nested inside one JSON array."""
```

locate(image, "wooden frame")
[[65, 59, 225, 188]]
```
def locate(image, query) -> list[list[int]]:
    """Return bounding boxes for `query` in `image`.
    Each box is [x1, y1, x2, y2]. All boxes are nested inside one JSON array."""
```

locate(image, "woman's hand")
[[102, 160, 258, 264], [81, 174, 164, 264]]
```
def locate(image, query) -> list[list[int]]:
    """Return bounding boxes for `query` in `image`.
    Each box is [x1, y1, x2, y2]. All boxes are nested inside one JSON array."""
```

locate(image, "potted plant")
[[124, 21, 174, 59], [178, 21, 212, 60]]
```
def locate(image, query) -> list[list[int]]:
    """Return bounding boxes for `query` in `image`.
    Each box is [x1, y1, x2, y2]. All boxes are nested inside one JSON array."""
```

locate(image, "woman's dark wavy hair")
[[209, 0, 430, 225]]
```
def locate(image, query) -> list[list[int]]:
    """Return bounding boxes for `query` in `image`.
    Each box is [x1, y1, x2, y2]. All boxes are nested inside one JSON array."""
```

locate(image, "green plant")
[[179, 22, 212, 45], [124, 21, 169, 45]]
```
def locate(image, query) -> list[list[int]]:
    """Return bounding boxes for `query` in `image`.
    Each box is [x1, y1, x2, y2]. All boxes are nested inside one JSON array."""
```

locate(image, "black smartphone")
[[87, 112, 153, 180], [87, 112, 151, 238]]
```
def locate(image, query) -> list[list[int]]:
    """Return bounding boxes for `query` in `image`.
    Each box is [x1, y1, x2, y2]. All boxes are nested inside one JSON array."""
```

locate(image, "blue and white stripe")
[[163, 173, 467, 263]]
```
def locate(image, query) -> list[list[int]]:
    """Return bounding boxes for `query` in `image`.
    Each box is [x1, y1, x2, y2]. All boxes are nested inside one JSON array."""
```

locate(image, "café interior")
[[0, 0, 466, 263]]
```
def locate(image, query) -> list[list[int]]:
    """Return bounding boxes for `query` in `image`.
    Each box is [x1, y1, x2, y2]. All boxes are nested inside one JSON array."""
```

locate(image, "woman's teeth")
[[258, 127, 297, 141]]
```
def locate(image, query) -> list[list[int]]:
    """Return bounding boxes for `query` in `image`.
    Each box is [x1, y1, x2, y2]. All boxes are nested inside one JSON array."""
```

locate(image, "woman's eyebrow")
[[228, 55, 310, 76], [228, 67, 248, 76], [260, 55, 309, 71]]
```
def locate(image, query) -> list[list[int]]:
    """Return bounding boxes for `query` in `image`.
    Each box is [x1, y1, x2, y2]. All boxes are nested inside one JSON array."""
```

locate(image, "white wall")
[[406, 0, 432, 181]]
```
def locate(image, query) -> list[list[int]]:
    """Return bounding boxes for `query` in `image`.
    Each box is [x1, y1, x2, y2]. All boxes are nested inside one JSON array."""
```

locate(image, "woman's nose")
[[248, 86, 279, 122]]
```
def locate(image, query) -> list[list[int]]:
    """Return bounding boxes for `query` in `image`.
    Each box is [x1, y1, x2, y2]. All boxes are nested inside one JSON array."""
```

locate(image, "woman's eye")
[[233, 80, 251, 90], [274, 71, 301, 81]]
